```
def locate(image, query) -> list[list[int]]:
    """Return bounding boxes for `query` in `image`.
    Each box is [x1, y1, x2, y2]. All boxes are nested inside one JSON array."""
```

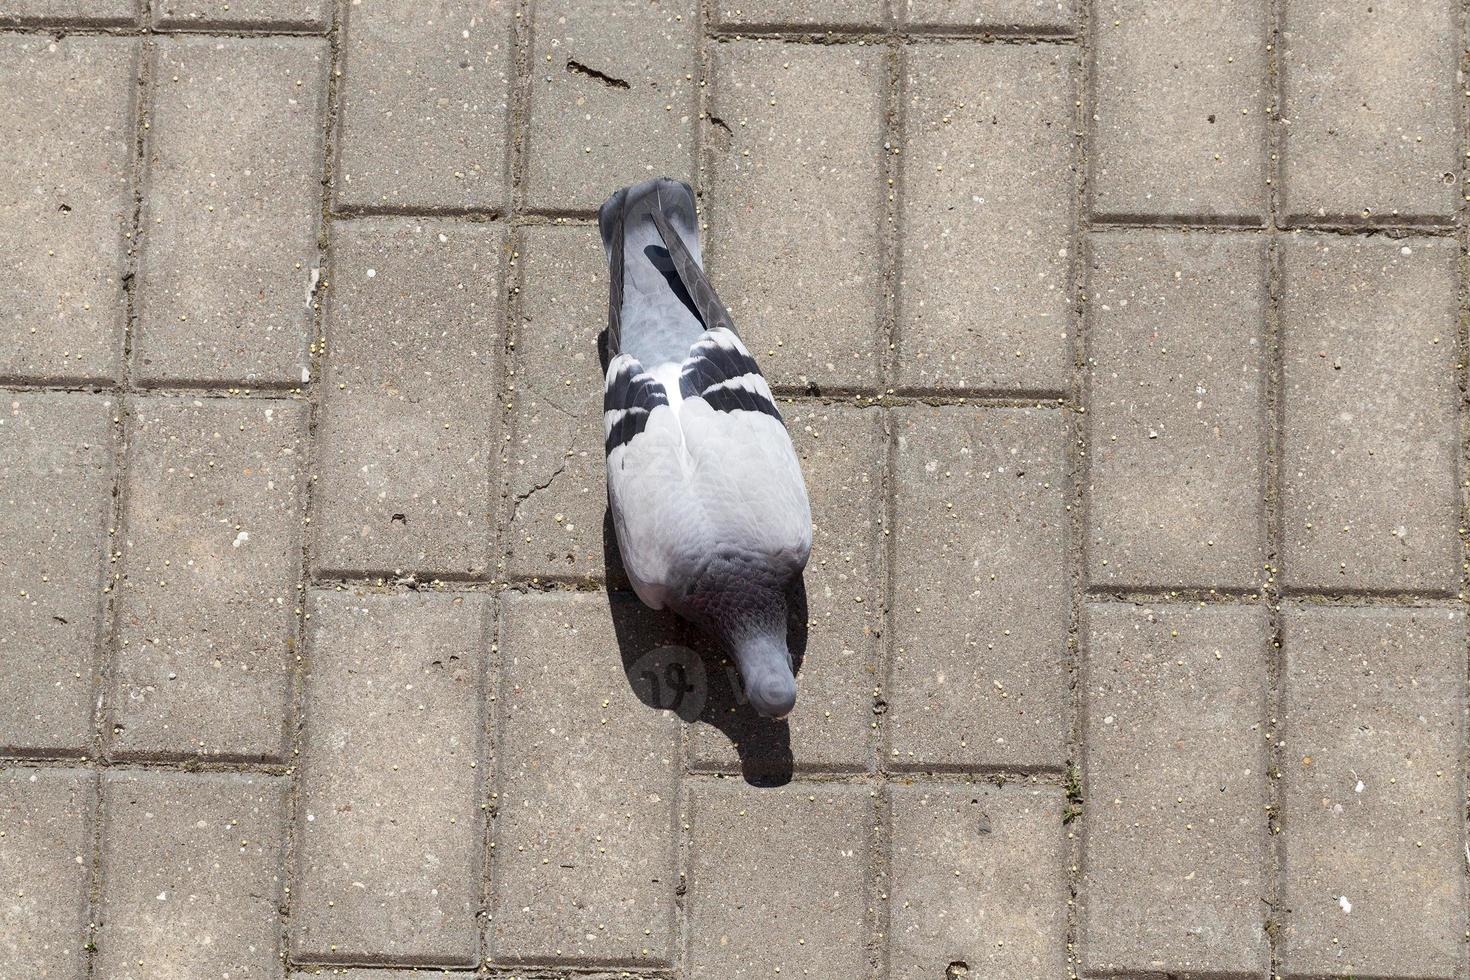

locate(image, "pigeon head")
[[733, 634, 797, 719]]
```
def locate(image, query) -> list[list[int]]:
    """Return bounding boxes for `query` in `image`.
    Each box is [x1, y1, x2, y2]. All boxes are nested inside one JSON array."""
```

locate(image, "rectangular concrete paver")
[[890, 407, 1069, 770], [691, 404, 884, 773], [1086, 231, 1267, 590], [902, 0, 1073, 30], [0, 1, 134, 24], [525, 0, 696, 211], [1083, 602, 1268, 976], [506, 224, 611, 582], [1281, 606, 1465, 979], [0, 394, 113, 755], [1090, 0, 1267, 221], [713, 0, 885, 27], [688, 783, 870, 979], [897, 42, 1073, 394], [1281, 235, 1459, 593], [154, 0, 329, 29], [113, 397, 306, 760], [336, 0, 513, 212], [314, 219, 503, 579], [707, 40, 886, 390], [96, 771, 286, 980], [888, 785, 1068, 979], [0, 768, 93, 980], [1, 36, 135, 384], [493, 592, 677, 964], [134, 37, 326, 386], [293, 590, 488, 965], [1281, 0, 1459, 223]]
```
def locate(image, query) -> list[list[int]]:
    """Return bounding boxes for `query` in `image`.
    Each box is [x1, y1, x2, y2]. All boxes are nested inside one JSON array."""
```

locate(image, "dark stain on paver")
[[566, 59, 631, 90]]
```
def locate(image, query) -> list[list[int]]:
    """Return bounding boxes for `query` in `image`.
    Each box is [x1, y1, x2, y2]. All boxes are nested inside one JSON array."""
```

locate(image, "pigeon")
[[598, 177, 812, 719]]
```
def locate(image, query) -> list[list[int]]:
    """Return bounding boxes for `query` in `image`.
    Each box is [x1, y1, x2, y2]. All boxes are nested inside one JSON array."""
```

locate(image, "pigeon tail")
[[597, 177, 705, 368]]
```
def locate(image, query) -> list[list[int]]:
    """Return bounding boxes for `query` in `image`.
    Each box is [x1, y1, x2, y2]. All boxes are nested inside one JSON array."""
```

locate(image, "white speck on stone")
[[1400, 246, 1413, 256], [232, 531, 250, 548], [157, 891, 168, 901], [1354, 780, 1364, 793], [301, 367, 311, 383], [1338, 895, 1352, 914], [366, 268, 376, 278]]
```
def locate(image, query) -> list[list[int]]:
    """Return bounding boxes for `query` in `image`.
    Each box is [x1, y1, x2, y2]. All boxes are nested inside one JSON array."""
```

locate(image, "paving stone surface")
[[1, 35, 135, 384], [897, 41, 1074, 394], [4, 5, 1469, 977], [1086, 231, 1268, 590], [493, 592, 677, 963], [707, 40, 886, 390], [153, 0, 328, 29], [525, 0, 697, 211], [313, 219, 504, 579], [134, 36, 327, 387], [713, 0, 884, 27], [0, 768, 92, 980], [113, 397, 306, 760], [1281, 606, 1466, 979], [901, 0, 1073, 30], [0, 394, 113, 755], [0, 0, 135, 24], [888, 784, 1068, 979], [293, 590, 488, 965], [687, 782, 870, 979], [1281, 234, 1459, 593], [1281, 0, 1459, 223], [96, 770, 287, 980], [1091, 0, 1267, 221], [335, 0, 514, 213], [1083, 602, 1269, 976], [505, 224, 611, 582], [889, 407, 1069, 770]]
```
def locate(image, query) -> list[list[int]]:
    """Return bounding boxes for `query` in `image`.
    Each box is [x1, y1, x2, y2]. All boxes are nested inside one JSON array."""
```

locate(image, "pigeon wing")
[[603, 353, 691, 609], [678, 328, 812, 574]]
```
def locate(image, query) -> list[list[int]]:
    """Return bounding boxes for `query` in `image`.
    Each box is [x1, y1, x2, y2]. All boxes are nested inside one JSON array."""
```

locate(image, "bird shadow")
[[603, 508, 807, 787]]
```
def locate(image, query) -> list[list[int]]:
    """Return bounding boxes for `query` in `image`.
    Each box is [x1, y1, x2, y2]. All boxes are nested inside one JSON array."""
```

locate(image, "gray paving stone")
[[712, 0, 885, 27], [1281, 235, 1459, 593], [154, 0, 328, 29], [336, 0, 513, 212], [505, 224, 611, 582], [1083, 602, 1269, 976], [1086, 231, 1267, 590], [493, 592, 677, 964], [0, 0, 135, 24], [0, 768, 93, 980], [113, 397, 306, 760], [1281, 606, 1465, 979], [1, 36, 134, 383], [1091, 1, 1267, 221], [293, 590, 488, 965], [688, 782, 870, 979], [1281, 0, 1459, 222], [0, 394, 113, 755], [96, 771, 287, 980], [890, 407, 1069, 770], [134, 36, 326, 386], [525, 0, 697, 211], [888, 785, 1067, 979], [707, 41, 885, 390], [314, 219, 504, 579], [690, 405, 883, 773], [902, 0, 1073, 32], [897, 42, 1073, 394]]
